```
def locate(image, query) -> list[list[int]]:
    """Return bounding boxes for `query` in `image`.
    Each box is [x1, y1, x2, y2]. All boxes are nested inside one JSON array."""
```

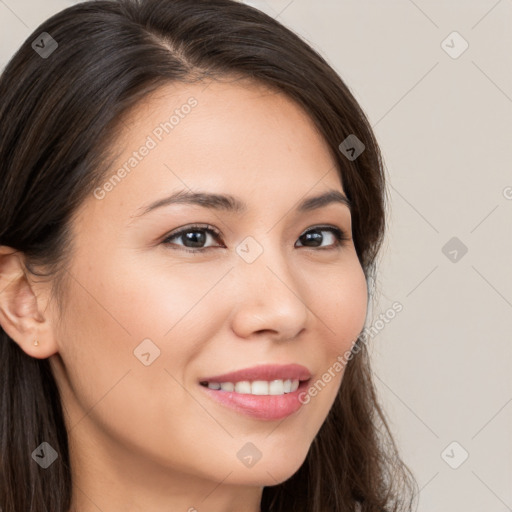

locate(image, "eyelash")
[[161, 223, 351, 255]]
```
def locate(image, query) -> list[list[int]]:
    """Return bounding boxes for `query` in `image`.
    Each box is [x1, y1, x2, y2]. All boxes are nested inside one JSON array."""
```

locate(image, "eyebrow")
[[132, 188, 352, 218]]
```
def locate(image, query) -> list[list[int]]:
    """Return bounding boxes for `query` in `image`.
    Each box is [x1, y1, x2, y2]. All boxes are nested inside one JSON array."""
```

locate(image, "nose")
[[229, 242, 309, 341]]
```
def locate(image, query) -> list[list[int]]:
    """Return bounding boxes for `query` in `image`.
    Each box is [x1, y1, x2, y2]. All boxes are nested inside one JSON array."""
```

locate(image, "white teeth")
[[220, 382, 234, 392], [251, 381, 269, 395], [234, 381, 251, 394], [268, 380, 283, 395], [206, 379, 300, 395]]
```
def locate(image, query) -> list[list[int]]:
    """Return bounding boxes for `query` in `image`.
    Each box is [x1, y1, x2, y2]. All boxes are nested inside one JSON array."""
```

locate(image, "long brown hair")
[[0, 0, 418, 510]]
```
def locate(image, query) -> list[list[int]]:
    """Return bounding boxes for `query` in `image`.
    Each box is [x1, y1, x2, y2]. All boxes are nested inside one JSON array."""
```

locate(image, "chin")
[[224, 454, 307, 487]]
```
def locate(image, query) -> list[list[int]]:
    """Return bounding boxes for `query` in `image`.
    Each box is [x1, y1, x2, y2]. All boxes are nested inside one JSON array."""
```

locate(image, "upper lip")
[[199, 364, 312, 384]]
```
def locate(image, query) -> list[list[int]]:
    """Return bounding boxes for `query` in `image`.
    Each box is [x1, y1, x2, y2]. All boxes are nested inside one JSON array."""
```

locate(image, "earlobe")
[[0, 246, 58, 359]]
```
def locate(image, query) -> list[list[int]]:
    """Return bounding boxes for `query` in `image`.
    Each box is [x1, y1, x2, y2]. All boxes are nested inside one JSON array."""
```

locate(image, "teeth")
[[206, 379, 300, 395], [235, 381, 252, 394], [220, 382, 234, 392]]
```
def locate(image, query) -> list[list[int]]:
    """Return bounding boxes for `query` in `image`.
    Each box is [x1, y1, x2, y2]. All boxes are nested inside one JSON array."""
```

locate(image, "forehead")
[[116, 76, 338, 172], [85, 78, 346, 223]]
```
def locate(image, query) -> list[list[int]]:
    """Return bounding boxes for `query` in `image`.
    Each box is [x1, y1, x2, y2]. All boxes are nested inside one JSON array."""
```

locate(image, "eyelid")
[[299, 224, 350, 239]]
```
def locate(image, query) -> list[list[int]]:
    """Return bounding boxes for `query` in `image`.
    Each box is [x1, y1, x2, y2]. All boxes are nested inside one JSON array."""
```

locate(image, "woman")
[[0, 0, 418, 510]]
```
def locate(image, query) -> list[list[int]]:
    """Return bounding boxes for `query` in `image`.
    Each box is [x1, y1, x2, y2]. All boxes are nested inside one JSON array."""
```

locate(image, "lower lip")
[[199, 380, 310, 421]]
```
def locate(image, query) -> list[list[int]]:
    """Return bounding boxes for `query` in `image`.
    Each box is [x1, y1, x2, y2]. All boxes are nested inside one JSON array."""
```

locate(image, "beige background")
[[1, 1, 511, 510]]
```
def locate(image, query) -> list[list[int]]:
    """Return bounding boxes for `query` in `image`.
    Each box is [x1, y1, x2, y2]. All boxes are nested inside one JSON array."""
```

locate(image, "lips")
[[199, 363, 312, 384], [199, 378, 310, 420]]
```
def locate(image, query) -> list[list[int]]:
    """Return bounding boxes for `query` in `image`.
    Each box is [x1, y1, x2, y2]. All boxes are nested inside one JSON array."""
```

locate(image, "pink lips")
[[199, 363, 312, 384], [198, 364, 312, 421]]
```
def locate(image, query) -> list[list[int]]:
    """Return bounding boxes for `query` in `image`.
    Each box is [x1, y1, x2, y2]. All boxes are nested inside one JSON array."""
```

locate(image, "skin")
[[0, 78, 368, 512]]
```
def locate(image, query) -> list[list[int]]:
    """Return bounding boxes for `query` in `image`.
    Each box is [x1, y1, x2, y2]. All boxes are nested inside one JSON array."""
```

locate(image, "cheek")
[[54, 259, 216, 468], [316, 258, 368, 352], [84, 256, 222, 392], [290, 258, 368, 423], [96, 253, 215, 340]]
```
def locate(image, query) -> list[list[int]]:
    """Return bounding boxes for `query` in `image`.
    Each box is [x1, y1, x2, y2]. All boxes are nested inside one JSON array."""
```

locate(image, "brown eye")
[[295, 226, 350, 250], [162, 224, 223, 253]]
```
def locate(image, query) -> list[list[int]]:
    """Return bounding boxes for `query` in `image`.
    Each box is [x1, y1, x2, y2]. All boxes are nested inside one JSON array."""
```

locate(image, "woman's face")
[[47, 78, 368, 507]]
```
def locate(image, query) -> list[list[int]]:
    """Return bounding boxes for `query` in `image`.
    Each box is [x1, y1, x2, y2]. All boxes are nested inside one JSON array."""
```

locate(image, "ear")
[[0, 246, 59, 359]]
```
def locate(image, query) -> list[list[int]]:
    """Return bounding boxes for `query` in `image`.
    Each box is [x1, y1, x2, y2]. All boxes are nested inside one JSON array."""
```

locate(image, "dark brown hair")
[[0, 0, 418, 510]]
